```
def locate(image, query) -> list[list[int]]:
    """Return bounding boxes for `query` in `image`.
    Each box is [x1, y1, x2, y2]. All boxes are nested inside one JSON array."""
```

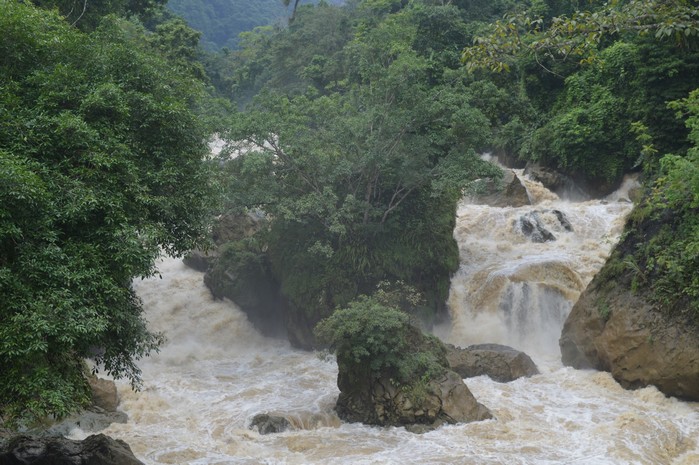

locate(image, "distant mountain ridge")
[[167, 0, 344, 50]]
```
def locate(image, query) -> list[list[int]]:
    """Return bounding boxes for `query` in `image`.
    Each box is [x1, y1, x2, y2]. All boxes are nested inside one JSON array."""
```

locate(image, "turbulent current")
[[72, 173, 699, 464]]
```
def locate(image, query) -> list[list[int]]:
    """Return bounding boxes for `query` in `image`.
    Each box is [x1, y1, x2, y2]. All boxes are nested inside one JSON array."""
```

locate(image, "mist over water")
[[71, 173, 699, 464]]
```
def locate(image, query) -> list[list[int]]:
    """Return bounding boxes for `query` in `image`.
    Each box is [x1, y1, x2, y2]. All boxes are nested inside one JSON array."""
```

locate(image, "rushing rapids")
[[70, 173, 699, 464]]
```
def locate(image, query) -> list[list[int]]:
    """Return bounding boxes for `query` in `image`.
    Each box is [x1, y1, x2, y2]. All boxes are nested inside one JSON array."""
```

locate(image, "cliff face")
[[559, 206, 699, 401]]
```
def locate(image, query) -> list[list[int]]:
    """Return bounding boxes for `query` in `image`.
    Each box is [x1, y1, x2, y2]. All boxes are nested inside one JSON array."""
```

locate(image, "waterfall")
[[66, 173, 699, 465], [442, 171, 635, 366]]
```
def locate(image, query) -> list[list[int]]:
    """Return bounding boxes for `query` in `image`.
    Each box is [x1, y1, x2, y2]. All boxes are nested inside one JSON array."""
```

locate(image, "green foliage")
[[635, 89, 699, 316], [0, 2, 211, 425], [462, 0, 699, 73], [213, 1, 510, 333], [314, 295, 448, 384], [602, 89, 699, 321], [31, 0, 167, 30]]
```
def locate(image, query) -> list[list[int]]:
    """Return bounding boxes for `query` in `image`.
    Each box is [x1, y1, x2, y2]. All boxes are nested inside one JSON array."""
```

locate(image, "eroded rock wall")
[[560, 235, 699, 400]]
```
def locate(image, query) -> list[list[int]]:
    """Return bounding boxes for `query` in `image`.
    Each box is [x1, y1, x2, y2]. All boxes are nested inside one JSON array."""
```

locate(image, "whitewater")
[[71, 172, 699, 464]]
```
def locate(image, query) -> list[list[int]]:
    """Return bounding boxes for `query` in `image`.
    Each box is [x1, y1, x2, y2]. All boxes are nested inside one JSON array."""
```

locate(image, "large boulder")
[[335, 369, 492, 430], [321, 304, 492, 430], [87, 376, 118, 413], [560, 278, 699, 400], [515, 209, 573, 243], [203, 239, 287, 338], [473, 169, 530, 208], [524, 163, 589, 200], [0, 434, 143, 465], [446, 344, 539, 382]]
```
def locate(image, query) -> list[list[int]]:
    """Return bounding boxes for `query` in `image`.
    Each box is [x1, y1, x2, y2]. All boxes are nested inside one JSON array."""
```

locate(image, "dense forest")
[[2, 0, 699, 428]]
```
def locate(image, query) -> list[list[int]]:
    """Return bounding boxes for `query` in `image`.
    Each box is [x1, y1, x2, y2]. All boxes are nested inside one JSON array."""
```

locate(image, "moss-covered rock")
[[316, 297, 491, 429]]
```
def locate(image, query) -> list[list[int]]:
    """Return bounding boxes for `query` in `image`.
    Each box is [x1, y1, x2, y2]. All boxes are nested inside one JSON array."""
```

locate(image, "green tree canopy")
[[0, 1, 211, 424]]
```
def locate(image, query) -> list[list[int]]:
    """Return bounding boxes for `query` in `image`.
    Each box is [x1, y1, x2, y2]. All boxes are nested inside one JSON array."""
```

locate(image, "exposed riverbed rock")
[[335, 369, 492, 430], [524, 163, 589, 200], [560, 279, 699, 400], [473, 169, 530, 208], [446, 344, 539, 382], [200, 211, 287, 338], [516, 209, 573, 243], [0, 434, 144, 465], [87, 376, 118, 412], [331, 322, 493, 430]]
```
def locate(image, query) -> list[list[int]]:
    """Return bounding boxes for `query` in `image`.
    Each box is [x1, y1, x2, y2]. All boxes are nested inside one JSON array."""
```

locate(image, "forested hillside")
[[208, 0, 699, 349]]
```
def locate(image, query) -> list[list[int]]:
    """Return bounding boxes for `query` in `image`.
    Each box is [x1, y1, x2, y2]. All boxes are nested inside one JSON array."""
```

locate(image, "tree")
[[0, 2, 211, 424], [461, 0, 699, 73], [222, 6, 501, 341], [282, 0, 301, 22]]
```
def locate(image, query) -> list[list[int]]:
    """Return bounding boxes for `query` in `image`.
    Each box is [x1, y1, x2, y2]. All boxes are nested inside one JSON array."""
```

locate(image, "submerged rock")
[[516, 209, 573, 243], [249, 414, 292, 435], [0, 434, 143, 465], [446, 343, 539, 382]]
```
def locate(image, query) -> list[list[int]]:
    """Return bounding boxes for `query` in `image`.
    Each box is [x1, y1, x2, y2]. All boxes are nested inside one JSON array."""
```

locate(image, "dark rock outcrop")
[[331, 323, 492, 431], [182, 249, 214, 272], [473, 169, 530, 208], [249, 414, 292, 435], [335, 369, 492, 430], [0, 434, 143, 465], [446, 343, 539, 382], [198, 211, 287, 338], [516, 209, 572, 243], [560, 277, 699, 400], [524, 163, 590, 200], [518, 212, 556, 242]]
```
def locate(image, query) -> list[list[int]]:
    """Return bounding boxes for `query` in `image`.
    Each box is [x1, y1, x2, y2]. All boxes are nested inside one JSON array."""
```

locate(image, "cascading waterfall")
[[68, 173, 699, 464], [441, 172, 638, 366]]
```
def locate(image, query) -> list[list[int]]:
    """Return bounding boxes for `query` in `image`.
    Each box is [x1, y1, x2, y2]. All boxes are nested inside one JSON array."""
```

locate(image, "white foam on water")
[[67, 173, 699, 464]]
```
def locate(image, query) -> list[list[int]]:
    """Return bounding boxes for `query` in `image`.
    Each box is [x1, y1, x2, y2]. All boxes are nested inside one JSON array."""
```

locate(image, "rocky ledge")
[[446, 343, 539, 382], [560, 277, 699, 400], [0, 434, 143, 465], [336, 368, 492, 431]]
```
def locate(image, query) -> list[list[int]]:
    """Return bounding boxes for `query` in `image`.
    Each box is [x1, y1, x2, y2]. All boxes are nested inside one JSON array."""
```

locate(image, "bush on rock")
[[315, 296, 491, 429]]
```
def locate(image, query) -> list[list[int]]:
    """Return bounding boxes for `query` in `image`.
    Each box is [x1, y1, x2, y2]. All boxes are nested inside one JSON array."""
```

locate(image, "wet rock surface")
[[560, 263, 699, 400], [473, 169, 530, 208], [446, 343, 540, 382], [516, 209, 573, 243], [249, 414, 292, 435], [0, 434, 143, 465]]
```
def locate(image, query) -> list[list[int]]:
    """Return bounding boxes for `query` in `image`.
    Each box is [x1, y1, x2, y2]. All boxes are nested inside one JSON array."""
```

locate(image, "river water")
[[73, 173, 699, 464]]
